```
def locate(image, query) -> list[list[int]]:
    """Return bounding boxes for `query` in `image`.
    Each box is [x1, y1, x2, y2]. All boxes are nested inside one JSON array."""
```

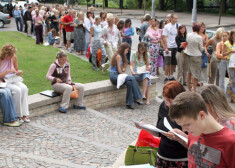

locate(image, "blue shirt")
[[14, 10, 21, 18]]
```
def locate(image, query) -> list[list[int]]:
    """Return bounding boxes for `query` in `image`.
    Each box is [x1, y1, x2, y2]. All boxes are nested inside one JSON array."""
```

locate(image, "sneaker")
[[3, 121, 21, 127], [74, 105, 86, 110], [169, 77, 176, 81], [59, 107, 67, 113], [164, 78, 169, 84], [68, 48, 72, 53], [18, 118, 24, 123], [23, 117, 30, 123]]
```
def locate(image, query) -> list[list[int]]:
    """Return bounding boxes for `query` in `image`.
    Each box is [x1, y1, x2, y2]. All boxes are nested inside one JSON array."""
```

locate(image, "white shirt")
[[100, 24, 120, 49], [162, 23, 178, 48], [84, 17, 95, 32], [185, 32, 204, 57]]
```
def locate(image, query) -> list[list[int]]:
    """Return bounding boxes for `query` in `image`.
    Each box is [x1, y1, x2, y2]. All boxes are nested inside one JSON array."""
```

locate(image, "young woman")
[[0, 44, 30, 123], [122, 18, 134, 64], [84, 10, 94, 56], [89, 16, 106, 71], [130, 42, 151, 105], [100, 11, 107, 28], [109, 42, 143, 109], [216, 31, 230, 92], [146, 18, 163, 76], [32, 9, 43, 44], [135, 81, 188, 168], [175, 25, 187, 85], [46, 51, 86, 113], [198, 22, 208, 86], [205, 27, 224, 85], [74, 11, 85, 55], [47, 28, 58, 46], [224, 29, 235, 103]]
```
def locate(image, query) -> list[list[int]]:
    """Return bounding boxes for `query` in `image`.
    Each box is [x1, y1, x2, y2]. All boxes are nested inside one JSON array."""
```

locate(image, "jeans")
[[15, 17, 22, 31], [110, 72, 142, 105], [0, 88, 18, 123], [219, 60, 229, 92], [123, 38, 132, 63]]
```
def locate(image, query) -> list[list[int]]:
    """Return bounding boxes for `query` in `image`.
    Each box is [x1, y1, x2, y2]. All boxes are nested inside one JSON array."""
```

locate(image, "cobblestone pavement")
[[0, 101, 160, 168]]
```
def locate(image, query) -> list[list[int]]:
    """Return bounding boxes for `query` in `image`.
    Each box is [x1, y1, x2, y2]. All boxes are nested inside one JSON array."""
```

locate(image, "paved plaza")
[[0, 101, 160, 168]]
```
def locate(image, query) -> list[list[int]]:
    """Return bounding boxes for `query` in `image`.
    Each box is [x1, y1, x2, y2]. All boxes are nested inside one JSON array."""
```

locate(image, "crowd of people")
[[2, 3, 235, 167]]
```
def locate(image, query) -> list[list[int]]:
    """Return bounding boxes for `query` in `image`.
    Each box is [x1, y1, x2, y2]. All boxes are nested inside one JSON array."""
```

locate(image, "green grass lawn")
[[0, 32, 109, 95]]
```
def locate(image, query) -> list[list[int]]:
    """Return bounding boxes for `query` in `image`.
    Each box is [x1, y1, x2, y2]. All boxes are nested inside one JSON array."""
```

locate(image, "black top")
[[24, 10, 32, 21], [156, 101, 187, 159], [175, 35, 186, 52]]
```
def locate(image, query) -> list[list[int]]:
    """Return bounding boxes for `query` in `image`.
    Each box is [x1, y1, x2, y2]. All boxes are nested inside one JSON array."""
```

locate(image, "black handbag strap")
[[132, 146, 152, 165]]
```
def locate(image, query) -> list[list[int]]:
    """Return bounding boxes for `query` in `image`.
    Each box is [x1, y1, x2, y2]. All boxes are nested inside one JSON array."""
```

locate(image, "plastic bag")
[[136, 130, 161, 148]]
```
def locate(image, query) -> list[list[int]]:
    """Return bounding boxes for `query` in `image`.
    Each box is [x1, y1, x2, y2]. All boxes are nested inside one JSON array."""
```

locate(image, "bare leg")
[[165, 65, 169, 77], [192, 78, 198, 92], [170, 65, 175, 76], [142, 78, 149, 98], [187, 73, 192, 91]]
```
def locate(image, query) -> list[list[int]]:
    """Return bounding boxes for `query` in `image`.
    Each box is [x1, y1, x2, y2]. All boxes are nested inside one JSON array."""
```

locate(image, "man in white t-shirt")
[[162, 14, 178, 83]]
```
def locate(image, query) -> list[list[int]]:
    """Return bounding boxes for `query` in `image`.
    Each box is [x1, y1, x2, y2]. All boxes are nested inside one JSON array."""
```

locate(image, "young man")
[[139, 14, 151, 41], [63, 9, 74, 53], [169, 92, 235, 168], [162, 14, 178, 83], [24, 6, 33, 36]]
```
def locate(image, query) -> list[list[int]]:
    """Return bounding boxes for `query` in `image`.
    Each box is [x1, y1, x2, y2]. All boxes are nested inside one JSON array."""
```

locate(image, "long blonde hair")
[[199, 85, 235, 123], [137, 42, 149, 66]]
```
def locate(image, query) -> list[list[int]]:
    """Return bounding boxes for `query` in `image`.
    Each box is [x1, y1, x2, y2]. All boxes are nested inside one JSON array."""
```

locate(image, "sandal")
[[145, 101, 151, 105], [3, 121, 21, 127], [22, 116, 30, 123]]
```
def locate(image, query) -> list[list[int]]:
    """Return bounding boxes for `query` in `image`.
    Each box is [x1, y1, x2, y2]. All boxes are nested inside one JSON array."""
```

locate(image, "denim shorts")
[[134, 73, 151, 86]]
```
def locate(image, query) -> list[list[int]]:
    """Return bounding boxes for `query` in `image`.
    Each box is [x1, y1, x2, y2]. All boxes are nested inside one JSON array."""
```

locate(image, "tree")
[[138, 0, 144, 8], [105, 0, 108, 7], [120, 0, 123, 9]]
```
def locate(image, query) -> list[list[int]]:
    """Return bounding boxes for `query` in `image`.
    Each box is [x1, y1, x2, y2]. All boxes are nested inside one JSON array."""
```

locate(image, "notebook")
[[40, 90, 60, 97]]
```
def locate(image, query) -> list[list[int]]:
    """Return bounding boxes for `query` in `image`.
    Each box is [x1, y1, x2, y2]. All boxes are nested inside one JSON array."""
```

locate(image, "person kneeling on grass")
[[168, 92, 235, 167], [0, 88, 21, 127], [47, 28, 59, 46], [46, 51, 86, 113]]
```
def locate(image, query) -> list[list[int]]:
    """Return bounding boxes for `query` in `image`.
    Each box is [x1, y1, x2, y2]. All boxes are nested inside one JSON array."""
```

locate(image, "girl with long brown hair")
[[130, 42, 151, 105], [110, 42, 143, 109]]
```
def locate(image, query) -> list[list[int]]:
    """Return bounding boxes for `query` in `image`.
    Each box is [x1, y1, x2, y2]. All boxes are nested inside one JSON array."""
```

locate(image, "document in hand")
[[163, 117, 188, 143], [135, 121, 166, 134], [136, 66, 150, 74], [0, 82, 6, 88], [163, 51, 172, 57]]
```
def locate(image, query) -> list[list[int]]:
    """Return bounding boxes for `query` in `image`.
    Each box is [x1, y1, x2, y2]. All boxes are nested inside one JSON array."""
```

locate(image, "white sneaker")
[[68, 48, 72, 53], [18, 118, 24, 123], [23, 117, 30, 123]]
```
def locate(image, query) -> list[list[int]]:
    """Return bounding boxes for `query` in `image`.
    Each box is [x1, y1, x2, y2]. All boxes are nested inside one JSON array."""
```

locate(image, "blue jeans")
[[15, 17, 23, 31], [123, 38, 132, 63], [0, 88, 18, 123], [110, 72, 142, 105], [219, 60, 229, 92]]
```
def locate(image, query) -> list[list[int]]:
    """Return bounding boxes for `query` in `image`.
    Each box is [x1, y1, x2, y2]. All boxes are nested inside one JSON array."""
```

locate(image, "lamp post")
[[192, 0, 197, 23], [67, 0, 69, 7], [151, 0, 155, 17]]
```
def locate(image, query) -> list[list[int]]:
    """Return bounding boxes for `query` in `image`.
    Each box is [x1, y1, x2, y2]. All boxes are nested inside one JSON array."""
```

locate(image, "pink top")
[[146, 27, 161, 43], [0, 59, 14, 73], [123, 27, 131, 38], [32, 14, 43, 26]]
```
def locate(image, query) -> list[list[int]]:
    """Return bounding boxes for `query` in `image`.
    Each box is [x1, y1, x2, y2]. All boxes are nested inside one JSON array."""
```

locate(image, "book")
[[134, 121, 166, 134], [40, 90, 60, 98], [136, 66, 150, 74]]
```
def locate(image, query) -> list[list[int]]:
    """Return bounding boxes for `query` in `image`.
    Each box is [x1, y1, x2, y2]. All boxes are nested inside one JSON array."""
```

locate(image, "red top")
[[63, 15, 74, 32], [188, 127, 235, 168]]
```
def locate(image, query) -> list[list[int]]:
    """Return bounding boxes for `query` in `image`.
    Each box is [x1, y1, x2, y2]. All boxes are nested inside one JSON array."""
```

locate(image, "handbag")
[[124, 145, 157, 166], [201, 51, 208, 68], [70, 85, 79, 99]]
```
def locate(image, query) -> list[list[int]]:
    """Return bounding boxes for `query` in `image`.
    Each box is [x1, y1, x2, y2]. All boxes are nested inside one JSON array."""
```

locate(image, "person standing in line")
[[224, 29, 235, 103], [162, 14, 178, 83], [100, 11, 107, 28], [184, 23, 204, 92], [199, 22, 209, 86], [63, 10, 74, 53], [74, 11, 85, 55], [146, 17, 163, 76], [14, 6, 23, 32], [122, 18, 134, 64], [100, 13, 120, 72], [140, 14, 151, 41], [89, 16, 106, 71], [32, 9, 43, 44], [175, 25, 187, 85], [84, 10, 94, 56], [205, 27, 224, 86], [24, 6, 33, 37], [216, 31, 230, 92]]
